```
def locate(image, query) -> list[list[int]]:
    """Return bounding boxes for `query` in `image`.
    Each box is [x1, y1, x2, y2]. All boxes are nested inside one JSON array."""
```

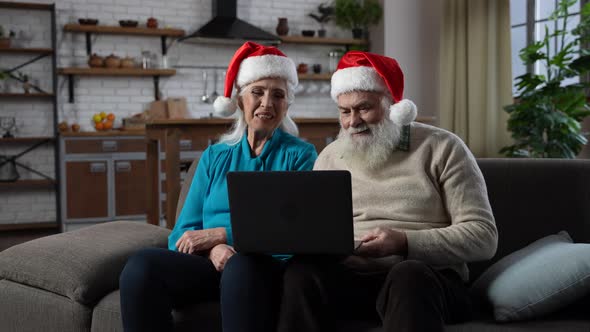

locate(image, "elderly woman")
[[119, 42, 317, 332]]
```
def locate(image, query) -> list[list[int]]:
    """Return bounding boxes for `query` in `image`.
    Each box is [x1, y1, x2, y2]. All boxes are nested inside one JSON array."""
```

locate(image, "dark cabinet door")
[[114, 160, 147, 216], [66, 161, 108, 219]]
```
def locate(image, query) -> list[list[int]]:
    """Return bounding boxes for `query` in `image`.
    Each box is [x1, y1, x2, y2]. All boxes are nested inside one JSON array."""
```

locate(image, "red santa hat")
[[214, 41, 298, 117], [330, 51, 417, 126]]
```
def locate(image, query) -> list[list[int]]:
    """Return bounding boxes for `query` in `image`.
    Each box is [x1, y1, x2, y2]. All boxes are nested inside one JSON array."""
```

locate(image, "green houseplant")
[[308, 2, 334, 37], [502, 0, 590, 158], [334, 0, 382, 39]]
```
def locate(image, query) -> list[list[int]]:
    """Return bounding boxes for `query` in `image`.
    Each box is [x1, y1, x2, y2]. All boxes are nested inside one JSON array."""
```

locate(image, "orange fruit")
[[103, 121, 113, 130], [95, 122, 104, 131], [107, 113, 115, 121]]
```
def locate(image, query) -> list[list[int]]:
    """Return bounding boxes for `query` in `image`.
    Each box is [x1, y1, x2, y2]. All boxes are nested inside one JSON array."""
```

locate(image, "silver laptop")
[[227, 170, 354, 255]]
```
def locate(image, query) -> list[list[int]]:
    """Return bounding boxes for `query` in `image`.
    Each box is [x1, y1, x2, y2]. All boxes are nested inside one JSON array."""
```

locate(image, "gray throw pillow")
[[471, 231, 590, 322]]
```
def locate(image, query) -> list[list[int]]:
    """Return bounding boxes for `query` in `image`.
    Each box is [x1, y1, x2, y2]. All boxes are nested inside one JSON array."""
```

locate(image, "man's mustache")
[[347, 124, 370, 134]]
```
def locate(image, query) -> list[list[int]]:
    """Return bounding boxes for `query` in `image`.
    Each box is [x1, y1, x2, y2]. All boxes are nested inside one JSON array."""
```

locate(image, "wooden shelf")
[[64, 24, 185, 37], [0, 1, 53, 10], [0, 136, 54, 143], [0, 222, 58, 231], [0, 47, 54, 54], [58, 67, 176, 76], [0, 92, 54, 98], [298, 73, 332, 80], [0, 179, 56, 190], [281, 36, 368, 46]]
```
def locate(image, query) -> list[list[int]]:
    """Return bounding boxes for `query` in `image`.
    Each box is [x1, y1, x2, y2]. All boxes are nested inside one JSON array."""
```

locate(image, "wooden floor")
[[0, 228, 59, 251]]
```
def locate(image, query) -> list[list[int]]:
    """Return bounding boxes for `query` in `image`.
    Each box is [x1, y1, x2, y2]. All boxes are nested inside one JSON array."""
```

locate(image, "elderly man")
[[277, 51, 498, 332]]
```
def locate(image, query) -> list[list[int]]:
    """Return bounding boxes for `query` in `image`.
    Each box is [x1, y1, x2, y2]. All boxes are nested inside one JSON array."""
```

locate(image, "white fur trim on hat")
[[213, 96, 238, 117], [330, 66, 387, 101], [237, 54, 298, 88], [389, 99, 417, 125]]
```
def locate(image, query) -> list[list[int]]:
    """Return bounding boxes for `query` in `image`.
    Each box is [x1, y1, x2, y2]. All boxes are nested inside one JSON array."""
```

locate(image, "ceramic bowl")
[[79, 18, 99, 25], [119, 20, 138, 28], [301, 30, 315, 37]]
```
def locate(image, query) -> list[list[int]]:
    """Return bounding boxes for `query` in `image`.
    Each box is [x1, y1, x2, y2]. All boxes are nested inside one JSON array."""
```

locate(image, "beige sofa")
[[1, 158, 590, 331]]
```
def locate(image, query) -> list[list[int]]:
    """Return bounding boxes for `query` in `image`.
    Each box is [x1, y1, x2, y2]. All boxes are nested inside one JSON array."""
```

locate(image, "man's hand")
[[208, 244, 236, 271], [355, 227, 408, 258], [176, 227, 226, 254]]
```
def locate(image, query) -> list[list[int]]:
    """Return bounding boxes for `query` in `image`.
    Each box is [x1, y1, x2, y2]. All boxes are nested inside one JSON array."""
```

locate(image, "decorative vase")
[[317, 29, 326, 38], [0, 37, 10, 48], [276, 18, 289, 36], [22, 81, 31, 94], [147, 17, 158, 29], [352, 28, 363, 39], [297, 63, 308, 74]]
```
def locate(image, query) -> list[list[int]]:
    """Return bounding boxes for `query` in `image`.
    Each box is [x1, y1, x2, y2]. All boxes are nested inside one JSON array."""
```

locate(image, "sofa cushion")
[[471, 231, 590, 322], [0, 221, 170, 305], [0, 279, 92, 332]]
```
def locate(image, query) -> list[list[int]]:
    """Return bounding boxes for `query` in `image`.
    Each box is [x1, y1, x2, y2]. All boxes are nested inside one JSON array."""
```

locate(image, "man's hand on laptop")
[[355, 227, 408, 258], [176, 227, 227, 254], [209, 244, 236, 271]]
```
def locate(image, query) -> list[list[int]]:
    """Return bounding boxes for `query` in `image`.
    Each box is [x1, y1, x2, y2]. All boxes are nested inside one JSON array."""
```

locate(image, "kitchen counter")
[[60, 130, 145, 137]]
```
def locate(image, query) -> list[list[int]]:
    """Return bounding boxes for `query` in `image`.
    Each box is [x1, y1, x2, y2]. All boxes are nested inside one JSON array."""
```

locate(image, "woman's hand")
[[355, 227, 407, 258], [208, 244, 236, 271], [176, 227, 227, 254]]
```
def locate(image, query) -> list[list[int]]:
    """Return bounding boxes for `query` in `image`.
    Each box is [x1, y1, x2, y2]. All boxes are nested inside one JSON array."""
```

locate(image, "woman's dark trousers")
[[119, 247, 219, 332]]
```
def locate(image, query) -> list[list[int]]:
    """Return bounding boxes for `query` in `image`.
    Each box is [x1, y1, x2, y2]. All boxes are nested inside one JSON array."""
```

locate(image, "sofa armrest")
[[0, 221, 170, 305]]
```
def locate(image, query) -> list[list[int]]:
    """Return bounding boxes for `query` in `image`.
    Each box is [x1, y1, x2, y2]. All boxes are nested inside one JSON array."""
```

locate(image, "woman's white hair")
[[217, 80, 299, 145]]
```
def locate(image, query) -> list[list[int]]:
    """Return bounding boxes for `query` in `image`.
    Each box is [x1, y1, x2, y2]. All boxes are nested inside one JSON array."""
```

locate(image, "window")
[[510, 0, 586, 95]]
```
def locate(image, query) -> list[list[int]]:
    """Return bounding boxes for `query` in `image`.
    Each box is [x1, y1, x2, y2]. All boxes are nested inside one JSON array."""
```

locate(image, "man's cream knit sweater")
[[314, 122, 498, 281]]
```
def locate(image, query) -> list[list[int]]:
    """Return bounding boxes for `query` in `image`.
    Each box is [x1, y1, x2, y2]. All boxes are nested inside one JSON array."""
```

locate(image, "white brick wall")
[[0, 0, 351, 224]]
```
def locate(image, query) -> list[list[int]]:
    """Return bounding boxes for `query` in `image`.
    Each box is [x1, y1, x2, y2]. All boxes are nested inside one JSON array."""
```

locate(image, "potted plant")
[[334, 0, 382, 39], [0, 25, 15, 48], [16, 72, 31, 94], [308, 2, 334, 38], [502, 0, 590, 158]]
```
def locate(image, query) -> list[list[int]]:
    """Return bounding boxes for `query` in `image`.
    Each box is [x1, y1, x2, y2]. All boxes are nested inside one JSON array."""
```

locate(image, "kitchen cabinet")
[[65, 161, 108, 219], [114, 160, 147, 216], [60, 134, 148, 231]]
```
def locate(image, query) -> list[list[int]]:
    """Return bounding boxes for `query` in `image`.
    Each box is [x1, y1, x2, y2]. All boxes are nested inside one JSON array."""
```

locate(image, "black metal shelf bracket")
[[85, 32, 92, 55], [161, 36, 168, 55], [154, 75, 160, 100], [67, 75, 74, 103]]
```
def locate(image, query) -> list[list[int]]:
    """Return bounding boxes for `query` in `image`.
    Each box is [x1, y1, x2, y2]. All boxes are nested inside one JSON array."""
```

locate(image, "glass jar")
[[329, 50, 344, 73], [141, 51, 151, 69]]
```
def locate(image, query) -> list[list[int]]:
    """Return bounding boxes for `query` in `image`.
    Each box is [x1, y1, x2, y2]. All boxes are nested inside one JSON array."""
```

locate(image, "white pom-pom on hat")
[[389, 99, 417, 125], [213, 96, 238, 117]]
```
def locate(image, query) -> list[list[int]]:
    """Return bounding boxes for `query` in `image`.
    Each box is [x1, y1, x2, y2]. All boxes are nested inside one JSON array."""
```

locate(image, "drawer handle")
[[90, 163, 106, 173], [102, 141, 118, 152], [116, 161, 131, 172], [179, 139, 192, 150]]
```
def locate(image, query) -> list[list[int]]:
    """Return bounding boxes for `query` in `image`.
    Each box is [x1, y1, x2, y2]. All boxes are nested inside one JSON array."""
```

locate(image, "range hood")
[[180, 0, 281, 45]]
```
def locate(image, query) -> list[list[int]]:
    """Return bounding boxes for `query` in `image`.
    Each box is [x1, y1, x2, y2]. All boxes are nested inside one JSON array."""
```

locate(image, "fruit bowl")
[[79, 18, 99, 25], [92, 112, 116, 131], [119, 20, 138, 28]]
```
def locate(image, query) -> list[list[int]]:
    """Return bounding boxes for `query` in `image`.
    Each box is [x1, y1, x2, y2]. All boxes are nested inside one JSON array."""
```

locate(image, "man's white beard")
[[337, 118, 402, 171]]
